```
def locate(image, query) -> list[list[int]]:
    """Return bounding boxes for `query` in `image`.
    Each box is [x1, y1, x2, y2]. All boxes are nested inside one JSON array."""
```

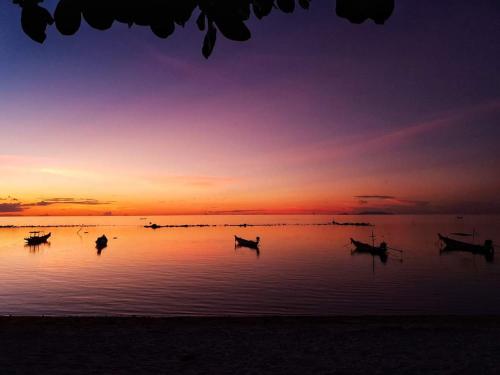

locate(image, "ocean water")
[[0, 215, 499, 316]]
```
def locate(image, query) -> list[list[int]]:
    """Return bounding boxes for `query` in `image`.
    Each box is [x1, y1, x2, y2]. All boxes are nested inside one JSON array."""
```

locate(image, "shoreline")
[[1, 316, 499, 374]]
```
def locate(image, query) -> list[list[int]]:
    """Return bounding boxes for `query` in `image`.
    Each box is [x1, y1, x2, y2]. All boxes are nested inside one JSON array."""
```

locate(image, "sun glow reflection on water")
[[0, 215, 499, 316]]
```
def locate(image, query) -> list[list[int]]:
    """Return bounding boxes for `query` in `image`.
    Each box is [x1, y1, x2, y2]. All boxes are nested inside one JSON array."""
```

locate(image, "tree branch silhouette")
[[13, 0, 395, 58]]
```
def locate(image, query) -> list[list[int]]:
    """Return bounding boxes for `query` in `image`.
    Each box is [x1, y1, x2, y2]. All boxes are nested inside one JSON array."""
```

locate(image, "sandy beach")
[[1, 316, 499, 374]]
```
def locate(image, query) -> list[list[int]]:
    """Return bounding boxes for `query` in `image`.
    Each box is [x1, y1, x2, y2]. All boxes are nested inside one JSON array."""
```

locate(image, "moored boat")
[[350, 238, 387, 254], [96, 235, 108, 249], [438, 234, 494, 254], [24, 231, 51, 245], [235, 235, 260, 249]]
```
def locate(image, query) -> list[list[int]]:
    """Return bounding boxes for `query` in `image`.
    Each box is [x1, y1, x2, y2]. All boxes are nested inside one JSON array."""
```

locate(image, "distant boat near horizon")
[[24, 231, 51, 246]]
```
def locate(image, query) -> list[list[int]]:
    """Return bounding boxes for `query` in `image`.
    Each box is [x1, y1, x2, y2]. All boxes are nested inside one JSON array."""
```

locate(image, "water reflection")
[[235, 244, 260, 258], [440, 245, 495, 263], [96, 246, 106, 256], [351, 247, 388, 264], [24, 241, 51, 253], [0, 215, 499, 315]]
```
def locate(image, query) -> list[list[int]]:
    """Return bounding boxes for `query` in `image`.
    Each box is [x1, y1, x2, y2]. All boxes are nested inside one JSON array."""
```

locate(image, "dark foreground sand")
[[1, 317, 499, 374]]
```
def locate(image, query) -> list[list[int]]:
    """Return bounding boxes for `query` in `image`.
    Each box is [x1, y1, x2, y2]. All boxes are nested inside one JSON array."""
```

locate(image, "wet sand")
[[1, 316, 499, 374]]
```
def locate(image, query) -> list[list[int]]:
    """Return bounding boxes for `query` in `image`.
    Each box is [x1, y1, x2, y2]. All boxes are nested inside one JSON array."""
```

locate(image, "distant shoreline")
[[0, 316, 499, 374], [2, 213, 499, 218]]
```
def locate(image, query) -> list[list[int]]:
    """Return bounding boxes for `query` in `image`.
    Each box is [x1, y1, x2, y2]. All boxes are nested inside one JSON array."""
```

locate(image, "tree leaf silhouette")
[[336, 0, 394, 25], [54, 0, 81, 36], [12, 0, 395, 57], [252, 0, 274, 20], [277, 0, 295, 13], [19, 2, 54, 43], [196, 11, 206, 31], [298, 0, 310, 10], [214, 18, 251, 42], [202, 22, 217, 59], [82, 1, 114, 31]]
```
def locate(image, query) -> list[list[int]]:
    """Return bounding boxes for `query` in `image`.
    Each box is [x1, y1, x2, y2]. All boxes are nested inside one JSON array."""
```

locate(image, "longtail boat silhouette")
[[235, 236, 260, 249], [96, 235, 108, 250], [145, 223, 161, 229], [24, 231, 51, 245], [350, 229, 392, 265], [438, 234, 494, 261], [351, 238, 388, 255]]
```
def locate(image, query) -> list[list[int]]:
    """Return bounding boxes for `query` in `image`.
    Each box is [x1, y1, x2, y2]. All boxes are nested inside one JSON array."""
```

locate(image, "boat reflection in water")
[[25, 241, 51, 253], [234, 235, 260, 257], [439, 234, 495, 263]]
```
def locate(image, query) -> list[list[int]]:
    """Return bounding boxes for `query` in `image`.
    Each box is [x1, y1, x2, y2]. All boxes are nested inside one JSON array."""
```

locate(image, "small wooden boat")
[[350, 238, 388, 263], [24, 231, 51, 245], [145, 223, 161, 229], [96, 235, 108, 249], [235, 235, 260, 249], [438, 234, 494, 254], [351, 238, 388, 254]]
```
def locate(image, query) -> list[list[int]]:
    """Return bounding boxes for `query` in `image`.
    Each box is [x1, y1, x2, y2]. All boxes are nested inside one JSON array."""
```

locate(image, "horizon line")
[[1, 213, 499, 218]]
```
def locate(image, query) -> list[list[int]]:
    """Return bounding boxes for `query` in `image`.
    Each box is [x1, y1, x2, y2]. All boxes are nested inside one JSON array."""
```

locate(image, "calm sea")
[[0, 215, 499, 316]]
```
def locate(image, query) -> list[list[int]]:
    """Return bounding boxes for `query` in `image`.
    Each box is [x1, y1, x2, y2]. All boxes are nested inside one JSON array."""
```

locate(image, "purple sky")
[[0, 1, 499, 215]]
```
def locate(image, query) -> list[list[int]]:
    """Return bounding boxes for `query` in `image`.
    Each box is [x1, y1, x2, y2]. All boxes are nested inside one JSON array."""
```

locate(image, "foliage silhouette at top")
[[13, 0, 395, 58]]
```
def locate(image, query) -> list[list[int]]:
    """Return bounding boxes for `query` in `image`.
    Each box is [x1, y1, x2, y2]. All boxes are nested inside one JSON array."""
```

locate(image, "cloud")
[[0, 198, 115, 213], [148, 175, 239, 188], [0, 203, 24, 213], [351, 195, 432, 214], [0, 196, 19, 201], [354, 195, 395, 200], [260, 98, 500, 168], [30, 198, 114, 206], [397, 199, 430, 207], [0, 197, 115, 214], [205, 209, 266, 214]]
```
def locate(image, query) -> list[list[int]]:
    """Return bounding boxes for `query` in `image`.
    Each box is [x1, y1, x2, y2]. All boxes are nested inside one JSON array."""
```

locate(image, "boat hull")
[[350, 238, 387, 254], [235, 236, 259, 249], [24, 233, 51, 245], [438, 234, 493, 254], [96, 236, 108, 249]]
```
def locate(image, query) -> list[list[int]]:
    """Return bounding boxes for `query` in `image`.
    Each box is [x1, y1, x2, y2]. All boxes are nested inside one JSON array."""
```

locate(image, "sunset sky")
[[1, 1, 499, 216]]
